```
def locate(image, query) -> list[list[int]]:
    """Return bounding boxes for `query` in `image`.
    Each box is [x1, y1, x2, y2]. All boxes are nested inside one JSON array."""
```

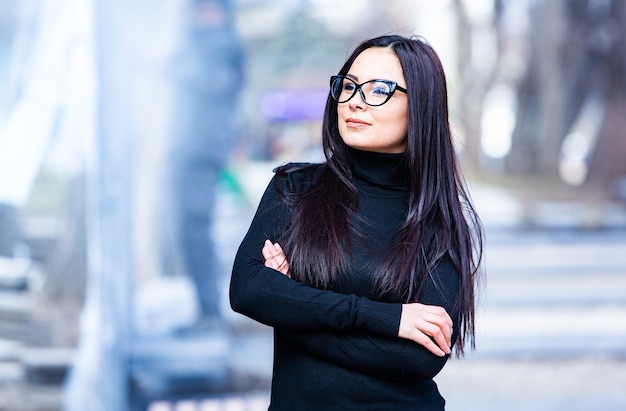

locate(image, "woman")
[[230, 34, 483, 410]]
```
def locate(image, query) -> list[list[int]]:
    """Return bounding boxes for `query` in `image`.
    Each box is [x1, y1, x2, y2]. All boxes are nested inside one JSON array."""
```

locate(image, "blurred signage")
[[260, 89, 328, 121]]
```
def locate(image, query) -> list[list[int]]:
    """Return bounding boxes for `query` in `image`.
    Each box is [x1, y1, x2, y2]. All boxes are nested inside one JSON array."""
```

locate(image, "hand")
[[398, 303, 453, 357], [262, 239, 291, 277]]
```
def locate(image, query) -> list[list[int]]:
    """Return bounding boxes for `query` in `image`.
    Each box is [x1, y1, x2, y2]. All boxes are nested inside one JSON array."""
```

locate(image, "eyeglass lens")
[[331, 77, 394, 106]]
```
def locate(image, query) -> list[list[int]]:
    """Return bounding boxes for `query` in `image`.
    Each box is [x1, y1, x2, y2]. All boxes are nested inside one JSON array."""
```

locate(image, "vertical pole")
[[64, 0, 134, 409], [91, 1, 133, 408]]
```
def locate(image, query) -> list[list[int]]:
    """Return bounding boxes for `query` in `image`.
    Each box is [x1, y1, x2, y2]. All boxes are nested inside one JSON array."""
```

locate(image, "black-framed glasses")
[[330, 75, 407, 107]]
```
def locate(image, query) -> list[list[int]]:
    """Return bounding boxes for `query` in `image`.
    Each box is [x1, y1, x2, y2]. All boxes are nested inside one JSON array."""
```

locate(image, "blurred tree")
[[452, 0, 495, 171], [569, 0, 626, 193], [506, 0, 567, 175], [506, 0, 626, 193]]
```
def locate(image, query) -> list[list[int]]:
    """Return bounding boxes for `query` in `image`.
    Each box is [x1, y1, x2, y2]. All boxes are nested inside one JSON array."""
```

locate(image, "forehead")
[[347, 47, 405, 84]]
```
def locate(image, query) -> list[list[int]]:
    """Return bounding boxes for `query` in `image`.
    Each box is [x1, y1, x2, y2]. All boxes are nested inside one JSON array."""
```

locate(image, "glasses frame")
[[330, 75, 407, 107]]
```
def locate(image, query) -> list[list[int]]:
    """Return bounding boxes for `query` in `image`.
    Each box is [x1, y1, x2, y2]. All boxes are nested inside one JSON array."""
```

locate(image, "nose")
[[348, 89, 366, 110]]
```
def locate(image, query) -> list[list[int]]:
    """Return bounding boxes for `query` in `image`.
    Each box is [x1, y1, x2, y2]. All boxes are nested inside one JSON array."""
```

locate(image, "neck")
[[346, 146, 409, 190]]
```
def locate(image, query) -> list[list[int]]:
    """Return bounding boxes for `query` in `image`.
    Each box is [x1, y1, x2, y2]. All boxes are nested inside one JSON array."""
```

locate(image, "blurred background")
[[0, 0, 625, 410]]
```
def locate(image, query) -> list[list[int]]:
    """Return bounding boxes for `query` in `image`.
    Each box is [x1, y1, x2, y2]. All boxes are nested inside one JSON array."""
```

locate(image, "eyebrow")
[[346, 74, 358, 81]]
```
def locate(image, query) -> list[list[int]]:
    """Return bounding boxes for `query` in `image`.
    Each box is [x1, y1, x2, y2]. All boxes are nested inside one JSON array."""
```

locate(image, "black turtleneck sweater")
[[230, 148, 461, 410]]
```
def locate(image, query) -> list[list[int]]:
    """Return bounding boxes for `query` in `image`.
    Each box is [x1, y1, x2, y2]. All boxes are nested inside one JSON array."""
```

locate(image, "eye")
[[371, 81, 392, 96], [343, 82, 356, 92]]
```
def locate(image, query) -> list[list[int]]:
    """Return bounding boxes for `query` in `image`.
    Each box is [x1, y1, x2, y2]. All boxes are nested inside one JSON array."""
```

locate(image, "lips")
[[345, 118, 371, 127]]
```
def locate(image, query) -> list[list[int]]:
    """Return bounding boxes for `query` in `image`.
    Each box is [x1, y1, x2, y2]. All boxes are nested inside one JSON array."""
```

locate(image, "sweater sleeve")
[[277, 258, 461, 380], [229, 174, 402, 336], [278, 330, 449, 380]]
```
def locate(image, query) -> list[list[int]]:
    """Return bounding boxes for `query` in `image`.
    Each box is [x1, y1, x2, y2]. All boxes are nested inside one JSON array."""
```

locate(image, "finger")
[[274, 242, 285, 255], [262, 246, 281, 270], [271, 243, 286, 262], [269, 243, 287, 269], [277, 256, 288, 270], [272, 244, 287, 265], [413, 331, 446, 357], [421, 322, 451, 355], [434, 321, 452, 352], [264, 242, 285, 261], [423, 306, 453, 345], [278, 257, 291, 278], [263, 240, 282, 260], [425, 305, 453, 328], [263, 240, 292, 274], [278, 260, 290, 276], [262, 243, 274, 263], [424, 313, 452, 347]]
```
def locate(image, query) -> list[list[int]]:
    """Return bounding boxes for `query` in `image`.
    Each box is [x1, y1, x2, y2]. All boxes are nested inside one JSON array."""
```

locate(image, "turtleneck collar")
[[346, 146, 410, 193]]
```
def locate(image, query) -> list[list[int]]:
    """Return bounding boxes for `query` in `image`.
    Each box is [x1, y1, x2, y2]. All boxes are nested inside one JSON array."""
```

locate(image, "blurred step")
[[18, 346, 75, 384], [473, 305, 626, 359], [0, 340, 73, 385], [21, 216, 64, 264], [0, 319, 31, 341], [0, 290, 34, 321], [0, 289, 34, 341], [482, 271, 626, 307], [0, 360, 24, 382], [0, 339, 21, 362], [147, 391, 270, 411], [129, 332, 231, 398], [0, 257, 32, 290], [529, 200, 626, 230], [485, 242, 626, 275], [437, 358, 626, 411], [478, 236, 626, 358]]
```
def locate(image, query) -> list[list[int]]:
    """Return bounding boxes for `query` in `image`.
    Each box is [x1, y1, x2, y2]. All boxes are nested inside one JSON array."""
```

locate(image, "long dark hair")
[[276, 35, 483, 355]]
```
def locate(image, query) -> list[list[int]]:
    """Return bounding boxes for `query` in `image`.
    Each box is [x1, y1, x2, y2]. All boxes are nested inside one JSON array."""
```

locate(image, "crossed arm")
[[262, 240, 454, 358], [230, 175, 457, 380]]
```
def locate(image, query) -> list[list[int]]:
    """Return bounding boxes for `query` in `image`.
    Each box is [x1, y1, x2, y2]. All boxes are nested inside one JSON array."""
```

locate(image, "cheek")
[[394, 110, 409, 137], [384, 111, 408, 136], [399, 118, 409, 137], [337, 105, 347, 120]]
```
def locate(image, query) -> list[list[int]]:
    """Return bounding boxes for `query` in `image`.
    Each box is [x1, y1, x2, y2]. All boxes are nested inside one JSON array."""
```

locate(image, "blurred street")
[[1, 1, 626, 410]]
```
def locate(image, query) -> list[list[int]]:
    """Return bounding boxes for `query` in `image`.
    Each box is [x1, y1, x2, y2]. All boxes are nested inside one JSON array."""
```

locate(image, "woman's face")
[[337, 47, 409, 154]]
